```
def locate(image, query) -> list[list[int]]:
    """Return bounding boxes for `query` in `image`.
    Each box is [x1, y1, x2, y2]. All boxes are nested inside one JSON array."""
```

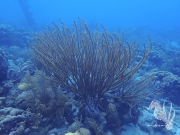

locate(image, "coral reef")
[[0, 49, 8, 82], [15, 71, 73, 131], [0, 107, 25, 134], [154, 71, 180, 105], [107, 103, 121, 134], [0, 24, 31, 47], [0, 20, 180, 135]]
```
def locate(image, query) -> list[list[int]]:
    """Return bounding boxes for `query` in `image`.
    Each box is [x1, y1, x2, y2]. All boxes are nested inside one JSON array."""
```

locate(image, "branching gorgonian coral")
[[30, 19, 152, 109]]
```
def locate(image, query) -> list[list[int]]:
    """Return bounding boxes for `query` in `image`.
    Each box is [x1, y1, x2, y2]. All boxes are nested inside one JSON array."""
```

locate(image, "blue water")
[[1, 0, 180, 31]]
